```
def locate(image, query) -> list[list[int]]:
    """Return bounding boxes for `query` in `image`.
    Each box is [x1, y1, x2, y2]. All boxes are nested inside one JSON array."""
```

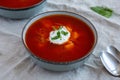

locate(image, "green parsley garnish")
[[90, 6, 113, 18], [51, 31, 61, 40], [61, 31, 68, 35], [51, 26, 69, 40], [57, 31, 61, 38], [51, 35, 59, 40]]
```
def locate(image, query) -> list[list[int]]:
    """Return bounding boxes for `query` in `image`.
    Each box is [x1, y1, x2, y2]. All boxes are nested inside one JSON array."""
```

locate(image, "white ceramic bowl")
[[22, 11, 98, 71], [0, 0, 46, 19]]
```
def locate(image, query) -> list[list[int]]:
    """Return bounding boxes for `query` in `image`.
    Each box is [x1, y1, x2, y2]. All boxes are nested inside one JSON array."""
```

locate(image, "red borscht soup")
[[0, 0, 42, 8], [25, 14, 95, 62]]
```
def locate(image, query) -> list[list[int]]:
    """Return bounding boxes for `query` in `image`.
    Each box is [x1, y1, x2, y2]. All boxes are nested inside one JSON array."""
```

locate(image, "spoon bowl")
[[107, 46, 120, 62], [100, 51, 120, 76]]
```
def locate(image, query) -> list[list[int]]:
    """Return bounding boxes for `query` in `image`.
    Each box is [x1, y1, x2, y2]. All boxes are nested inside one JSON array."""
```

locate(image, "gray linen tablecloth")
[[0, 0, 120, 80]]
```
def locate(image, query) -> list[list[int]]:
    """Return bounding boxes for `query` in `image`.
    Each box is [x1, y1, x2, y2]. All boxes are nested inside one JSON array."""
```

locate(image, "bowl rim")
[[0, 0, 46, 11], [22, 11, 98, 65]]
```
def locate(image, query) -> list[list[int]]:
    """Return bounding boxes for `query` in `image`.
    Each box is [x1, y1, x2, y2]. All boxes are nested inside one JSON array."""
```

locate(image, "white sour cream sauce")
[[49, 26, 70, 45]]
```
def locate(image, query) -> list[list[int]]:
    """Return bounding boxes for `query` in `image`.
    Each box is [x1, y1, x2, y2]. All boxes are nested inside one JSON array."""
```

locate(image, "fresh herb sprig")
[[90, 6, 113, 18], [61, 31, 68, 35], [51, 26, 68, 40], [51, 31, 61, 40]]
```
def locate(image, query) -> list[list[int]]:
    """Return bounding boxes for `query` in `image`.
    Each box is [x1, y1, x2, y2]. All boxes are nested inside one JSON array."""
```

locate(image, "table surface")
[[0, 0, 120, 80]]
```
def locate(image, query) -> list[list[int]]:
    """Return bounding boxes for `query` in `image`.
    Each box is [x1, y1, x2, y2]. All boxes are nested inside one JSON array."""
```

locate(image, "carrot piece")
[[66, 26, 72, 32], [71, 32, 79, 40], [64, 41, 74, 49]]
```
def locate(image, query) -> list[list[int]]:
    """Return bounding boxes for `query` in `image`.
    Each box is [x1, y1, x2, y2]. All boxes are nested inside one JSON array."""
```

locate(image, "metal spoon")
[[100, 51, 120, 76], [107, 46, 120, 62]]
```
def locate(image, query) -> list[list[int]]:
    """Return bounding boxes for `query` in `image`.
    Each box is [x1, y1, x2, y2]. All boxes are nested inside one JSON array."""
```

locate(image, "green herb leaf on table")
[[90, 6, 113, 18]]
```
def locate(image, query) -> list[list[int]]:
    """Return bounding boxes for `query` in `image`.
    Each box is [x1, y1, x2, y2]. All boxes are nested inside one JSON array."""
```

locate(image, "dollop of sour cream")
[[49, 26, 70, 45]]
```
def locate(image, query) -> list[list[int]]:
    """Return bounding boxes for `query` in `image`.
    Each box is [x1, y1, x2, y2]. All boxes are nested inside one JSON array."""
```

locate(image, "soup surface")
[[0, 0, 42, 8], [25, 14, 95, 62]]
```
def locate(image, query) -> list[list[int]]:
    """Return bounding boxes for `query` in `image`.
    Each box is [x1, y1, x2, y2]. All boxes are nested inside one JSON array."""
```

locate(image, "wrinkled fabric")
[[0, 0, 120, 80]]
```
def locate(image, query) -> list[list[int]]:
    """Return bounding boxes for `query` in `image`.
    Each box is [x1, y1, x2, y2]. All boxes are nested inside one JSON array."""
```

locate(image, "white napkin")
[[0, 0, 120, 80]]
